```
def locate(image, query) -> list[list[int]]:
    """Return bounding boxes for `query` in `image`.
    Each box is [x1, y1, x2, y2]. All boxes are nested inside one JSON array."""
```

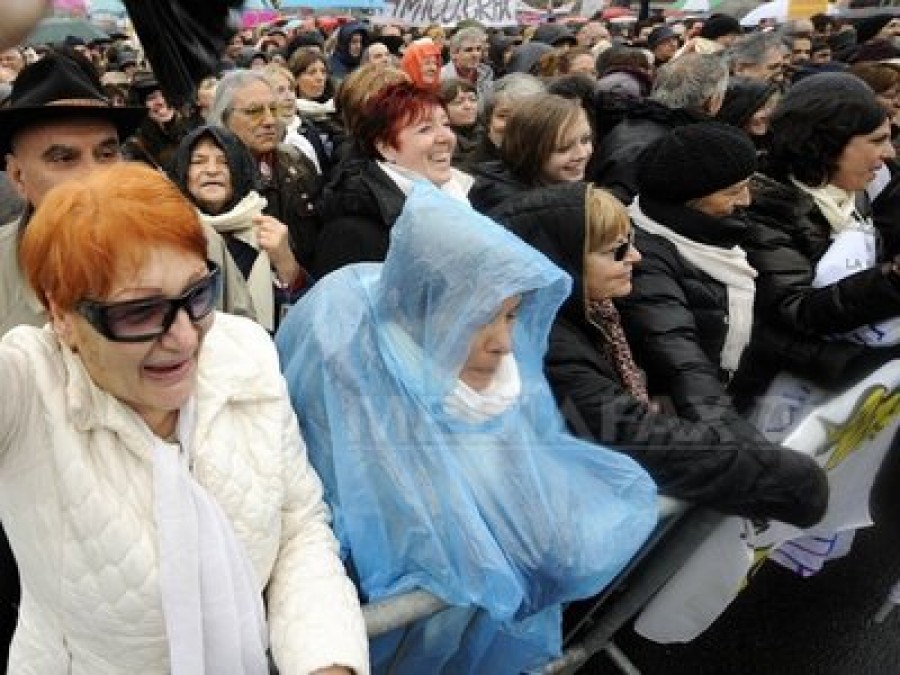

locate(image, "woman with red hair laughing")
[[314, 81, 473, 277]]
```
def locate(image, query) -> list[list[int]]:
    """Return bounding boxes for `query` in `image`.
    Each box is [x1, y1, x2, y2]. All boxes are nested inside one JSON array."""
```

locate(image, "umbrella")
[[740, 0, 787, 26], [123, 0, 242, 109], [24, 17, 109, 45]]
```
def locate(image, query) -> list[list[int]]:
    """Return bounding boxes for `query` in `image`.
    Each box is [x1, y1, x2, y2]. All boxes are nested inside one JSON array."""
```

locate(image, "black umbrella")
[[122, 0, 243, 108]]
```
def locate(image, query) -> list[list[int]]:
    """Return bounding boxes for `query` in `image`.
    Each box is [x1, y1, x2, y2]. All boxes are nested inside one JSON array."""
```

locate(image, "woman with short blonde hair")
[[494, 180, 828, 527]]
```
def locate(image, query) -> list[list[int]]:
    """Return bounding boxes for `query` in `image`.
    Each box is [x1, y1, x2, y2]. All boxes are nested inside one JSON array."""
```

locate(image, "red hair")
[[20, 162, 207, 312], [357, 81, 443, 158], [400, 41, 443, 92]]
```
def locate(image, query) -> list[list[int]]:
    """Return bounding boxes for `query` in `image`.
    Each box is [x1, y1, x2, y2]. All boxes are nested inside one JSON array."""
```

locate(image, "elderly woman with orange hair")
[[0, 162, 368, 674]]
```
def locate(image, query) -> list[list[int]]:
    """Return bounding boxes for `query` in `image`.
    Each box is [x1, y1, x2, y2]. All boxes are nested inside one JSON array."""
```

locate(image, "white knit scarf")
[[199, 192, 275, 331], [630, 198, 757, 373], [296, 97, 336, 120], [152, 398, 268, 675], [790, 177, 863, 237], [443, 354, 522, 424]]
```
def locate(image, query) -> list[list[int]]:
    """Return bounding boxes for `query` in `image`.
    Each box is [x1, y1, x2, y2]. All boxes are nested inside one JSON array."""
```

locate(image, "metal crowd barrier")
[[360, 497, 724, 674]]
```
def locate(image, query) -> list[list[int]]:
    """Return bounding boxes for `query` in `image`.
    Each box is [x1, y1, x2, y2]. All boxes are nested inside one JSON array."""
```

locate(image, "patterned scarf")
[[588, 298, 650, 405]]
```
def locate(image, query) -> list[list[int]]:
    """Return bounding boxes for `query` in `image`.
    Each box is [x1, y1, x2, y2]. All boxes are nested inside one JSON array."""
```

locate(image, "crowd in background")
[[3, 4, 900, 673]]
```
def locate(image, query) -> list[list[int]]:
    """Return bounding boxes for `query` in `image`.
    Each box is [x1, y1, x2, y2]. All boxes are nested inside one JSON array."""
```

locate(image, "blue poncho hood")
[[277, 183, 657, 674]]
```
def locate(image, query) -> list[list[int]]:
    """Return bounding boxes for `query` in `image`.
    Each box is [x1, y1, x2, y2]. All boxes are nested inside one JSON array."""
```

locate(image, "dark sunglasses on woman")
[[76, 261, 222, 342], [606, 229, 636, 262]]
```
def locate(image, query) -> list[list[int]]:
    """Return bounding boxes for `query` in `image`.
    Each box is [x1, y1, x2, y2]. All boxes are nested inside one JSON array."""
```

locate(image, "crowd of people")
[[2, 5, 900, 673]]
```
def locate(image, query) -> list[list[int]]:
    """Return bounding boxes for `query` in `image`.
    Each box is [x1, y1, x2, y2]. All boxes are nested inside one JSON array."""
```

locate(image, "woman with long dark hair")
[[742, 72, 900, 392]]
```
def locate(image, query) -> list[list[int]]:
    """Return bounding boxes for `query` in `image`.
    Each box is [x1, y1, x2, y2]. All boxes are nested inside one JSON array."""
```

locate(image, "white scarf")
[[199, 192, 275, 331], [444, 354, 522, 424], [152, 398, 268, 675], [791, 177, 863, 237], [381, 321, 521, 423], [296, 97, 336, 120], [630, 198, 757, 373], [377, 160, 474, 204]]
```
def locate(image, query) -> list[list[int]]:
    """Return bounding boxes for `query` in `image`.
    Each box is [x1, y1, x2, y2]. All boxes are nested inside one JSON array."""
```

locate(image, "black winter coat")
[[872, 160, 900, 257], [313, 155, 405, 278], [494, 184, 827, 527], [741, 172, 900, 389], [746, 173, 900, 334], [586, 101, 709, 205], [467, 160, 530, 217], [260, 146, 321, 271], [617, 198, 752, 421]]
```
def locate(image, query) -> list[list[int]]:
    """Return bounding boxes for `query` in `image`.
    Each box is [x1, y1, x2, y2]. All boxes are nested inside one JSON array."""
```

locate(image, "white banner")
[[382, 0, 518, 27], [634, 361, 900, 643]]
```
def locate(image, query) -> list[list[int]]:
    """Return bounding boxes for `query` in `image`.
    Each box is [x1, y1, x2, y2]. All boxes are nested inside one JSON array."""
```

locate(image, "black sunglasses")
[[605, 230, 636, 262], [77, 261, 221, 342]]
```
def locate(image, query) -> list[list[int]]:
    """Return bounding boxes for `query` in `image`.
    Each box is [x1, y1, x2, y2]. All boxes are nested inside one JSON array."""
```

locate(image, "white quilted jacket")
[[0, 313, 369, 674]]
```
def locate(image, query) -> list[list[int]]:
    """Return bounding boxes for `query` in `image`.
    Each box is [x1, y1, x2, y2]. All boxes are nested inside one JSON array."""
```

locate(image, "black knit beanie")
[[637, 122, 757, 203], [778, 71, 880, 114], [717, 77, 777, 130]]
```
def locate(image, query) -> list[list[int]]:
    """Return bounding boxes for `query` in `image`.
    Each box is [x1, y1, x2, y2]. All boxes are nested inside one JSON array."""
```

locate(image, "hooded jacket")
[[328, 23, 370, 79], [277, 183, 657, 673], [495, 183, 828, 527]]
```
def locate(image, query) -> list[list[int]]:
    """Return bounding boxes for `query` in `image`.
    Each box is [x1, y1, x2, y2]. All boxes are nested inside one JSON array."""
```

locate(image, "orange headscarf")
[[401, 40, 443, 92]]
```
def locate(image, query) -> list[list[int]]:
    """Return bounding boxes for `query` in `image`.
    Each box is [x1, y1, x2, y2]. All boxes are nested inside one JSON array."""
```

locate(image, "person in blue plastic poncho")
[[276, 182, 658, 674]]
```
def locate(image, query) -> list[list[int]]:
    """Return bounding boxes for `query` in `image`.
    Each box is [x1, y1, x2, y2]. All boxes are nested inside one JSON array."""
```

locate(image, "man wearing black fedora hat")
[[0, 51, 146, 332], [0, 48, 144, 663], [0, 51, 255, 660], [1, 51, 254, 334]]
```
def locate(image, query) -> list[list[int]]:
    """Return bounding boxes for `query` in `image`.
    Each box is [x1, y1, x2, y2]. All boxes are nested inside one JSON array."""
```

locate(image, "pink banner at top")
[[54, 0, 88, 14], [242, 10, 281, 29]]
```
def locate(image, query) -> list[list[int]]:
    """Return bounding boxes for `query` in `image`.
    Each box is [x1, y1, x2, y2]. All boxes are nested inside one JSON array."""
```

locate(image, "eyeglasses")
[[232, 102, 280, 123], [603, 230, 636, 262], [76, 261, 221, 342]]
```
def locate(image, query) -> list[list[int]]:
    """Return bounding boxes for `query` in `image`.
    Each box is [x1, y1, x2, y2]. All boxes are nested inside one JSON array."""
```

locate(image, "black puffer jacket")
[[617, 198, 751, 422], [871, 161, 900, 257], [741, 172, 900, 389], [313, 154, 405, 278], [586, 101, 709, 204], [494, 184, 828, 527], [747, 172, 900, 333], [467, 160, 531, 216]]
